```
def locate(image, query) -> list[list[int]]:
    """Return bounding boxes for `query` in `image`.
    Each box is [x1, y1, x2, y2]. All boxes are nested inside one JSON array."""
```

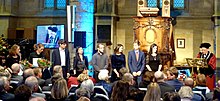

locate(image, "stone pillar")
[[214, 0, 220, 81]]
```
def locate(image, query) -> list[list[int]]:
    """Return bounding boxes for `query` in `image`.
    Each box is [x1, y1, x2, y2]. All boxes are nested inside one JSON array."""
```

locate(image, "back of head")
[[11, 63, 20, 74], [29, 97, 46, 101], [122, 73, 133, 85], [98, 69, 109, 81], [119, 67, 128, 77], [143, 71, 155, 82], [77, 97, 90, 101], [163, 92, 181, 101], [51, 78, 68, 99], [14, 84, 32, 101], [76, 87, 91, 98], [23, 68, 34, 80], [77, 73, 89, 83], [51, 73, 63, 85], [53, 65, 63, 75], [81, 79, 94, 93], [168, 66, 178, 79], [111, 80, 129, 101], [196, 74, 206, 86], [184, 77, 194, 88], [178, 86, 193, 99], [25, 76, 38, 91], [144, 82, 161, 101], [154, 71, 165, 82]]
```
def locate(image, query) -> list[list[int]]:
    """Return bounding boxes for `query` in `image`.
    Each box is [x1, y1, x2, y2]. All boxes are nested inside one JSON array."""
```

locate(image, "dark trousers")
[[62, 66, 67, 79]]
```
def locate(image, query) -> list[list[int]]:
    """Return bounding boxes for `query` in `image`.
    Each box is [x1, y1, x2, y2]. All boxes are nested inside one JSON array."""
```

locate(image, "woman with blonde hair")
[[29, 43, 45, 66], [6, 44, 21, 68], [51, 78, 69, 101], [178, 86, 193, 101], [143, 82, 161, 101]]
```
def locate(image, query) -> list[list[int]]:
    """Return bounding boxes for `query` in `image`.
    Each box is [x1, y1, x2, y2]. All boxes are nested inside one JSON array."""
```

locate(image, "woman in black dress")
[[73, 46, 88, 76], [111, 44, 126, 82], [29, 43, 45, 65], [6, 44, 21, 68], [146, 43, 162, 72]]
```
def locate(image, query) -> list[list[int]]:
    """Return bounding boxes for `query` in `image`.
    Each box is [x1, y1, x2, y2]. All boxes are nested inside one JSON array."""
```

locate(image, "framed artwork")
[[177, 38, 185, 48]]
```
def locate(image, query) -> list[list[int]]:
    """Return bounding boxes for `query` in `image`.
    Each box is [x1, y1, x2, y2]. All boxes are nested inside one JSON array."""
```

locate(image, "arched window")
[[45, 0, 67, 9], [147, 0, 184, 9]]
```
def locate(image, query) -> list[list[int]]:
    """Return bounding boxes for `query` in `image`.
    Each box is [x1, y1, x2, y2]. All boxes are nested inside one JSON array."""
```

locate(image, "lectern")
[[186, 58, 208, 75]]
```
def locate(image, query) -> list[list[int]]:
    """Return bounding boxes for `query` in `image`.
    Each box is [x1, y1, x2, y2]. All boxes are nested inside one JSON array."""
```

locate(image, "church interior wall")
[[0, 0, 219, 68]]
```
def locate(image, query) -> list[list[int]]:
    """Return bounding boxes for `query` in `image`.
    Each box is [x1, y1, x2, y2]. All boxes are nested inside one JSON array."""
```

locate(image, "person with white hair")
[[11, 63, 23, 84], [178, 86, 194, 101], [0, 76, 15, 101], [81, 79, 101, 101], [95, 69, 112, 95], [154, 71, 175, 97], [25, 76, 45, 98]]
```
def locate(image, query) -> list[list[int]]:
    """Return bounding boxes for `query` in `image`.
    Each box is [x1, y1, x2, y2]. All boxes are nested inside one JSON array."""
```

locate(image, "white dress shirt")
[[59, 48, 66, 66]]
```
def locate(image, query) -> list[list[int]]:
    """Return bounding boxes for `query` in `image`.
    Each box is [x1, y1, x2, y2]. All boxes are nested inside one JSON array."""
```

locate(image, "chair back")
[[94, 86, 109, 97]]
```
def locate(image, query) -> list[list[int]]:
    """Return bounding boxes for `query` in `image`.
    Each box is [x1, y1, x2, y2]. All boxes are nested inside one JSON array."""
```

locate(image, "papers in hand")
[[32, 58, 41, 67]]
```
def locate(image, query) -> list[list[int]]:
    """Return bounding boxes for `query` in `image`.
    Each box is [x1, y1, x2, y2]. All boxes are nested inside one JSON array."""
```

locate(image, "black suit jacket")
[[52, 48, 70, 72]]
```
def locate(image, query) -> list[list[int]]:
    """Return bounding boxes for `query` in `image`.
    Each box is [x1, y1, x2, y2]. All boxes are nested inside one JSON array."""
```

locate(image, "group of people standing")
[[4, 39, 216, 89], [91, 40, 162, 85]]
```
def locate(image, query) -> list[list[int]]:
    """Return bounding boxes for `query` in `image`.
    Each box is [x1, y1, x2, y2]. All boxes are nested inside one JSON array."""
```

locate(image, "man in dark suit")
[[128, 40, 145, 86], [154, 71, 175, 97], [0, 76, 15, 101], [51, 39, 70, 79], [165, 66, 183, 91]]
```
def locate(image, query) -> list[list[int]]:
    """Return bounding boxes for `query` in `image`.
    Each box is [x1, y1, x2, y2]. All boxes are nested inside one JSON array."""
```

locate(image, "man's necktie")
[[136, 52, 139, 61]]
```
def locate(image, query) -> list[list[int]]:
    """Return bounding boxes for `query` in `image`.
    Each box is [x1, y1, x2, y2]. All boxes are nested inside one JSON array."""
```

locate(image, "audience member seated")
[[77, 97, 90, 101], [44, 65, 63, 86], [163, 92, 181, 101], [11, 63, 23, 84], [42, 73, 63, 91], [143, 82, 161, 101], [0, 76, 15, 101], [29, 97, 46, 101], [178, 86, 193, 101], [33, 67, 45, 87], [14, 84, 32, 101], [118, 67, 129, 80], [121, 73, 135, 86], [139, 71, 154, 88], [184, 77, 203, 101], [154, 71, 175, 97], [127, 86, 145, 101], [213, 87, 220, 101], [81, 79, 101, 101], [193, 74, 210, 97], [23, 68, 34, 82], [165, 66, 183, 91], [25, 76, 45, 98], [95, 69, 112, 96], [68, 72, 96, 89], [111, 80, 129, 101], [50, 78, 70, 101], [74, 87, 91, 100]]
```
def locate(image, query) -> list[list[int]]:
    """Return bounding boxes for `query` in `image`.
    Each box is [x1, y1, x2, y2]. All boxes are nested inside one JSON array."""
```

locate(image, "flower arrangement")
[[37, 58, 52, 68], [0, 36, 9, 57], [20, 59, 32, 69]]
